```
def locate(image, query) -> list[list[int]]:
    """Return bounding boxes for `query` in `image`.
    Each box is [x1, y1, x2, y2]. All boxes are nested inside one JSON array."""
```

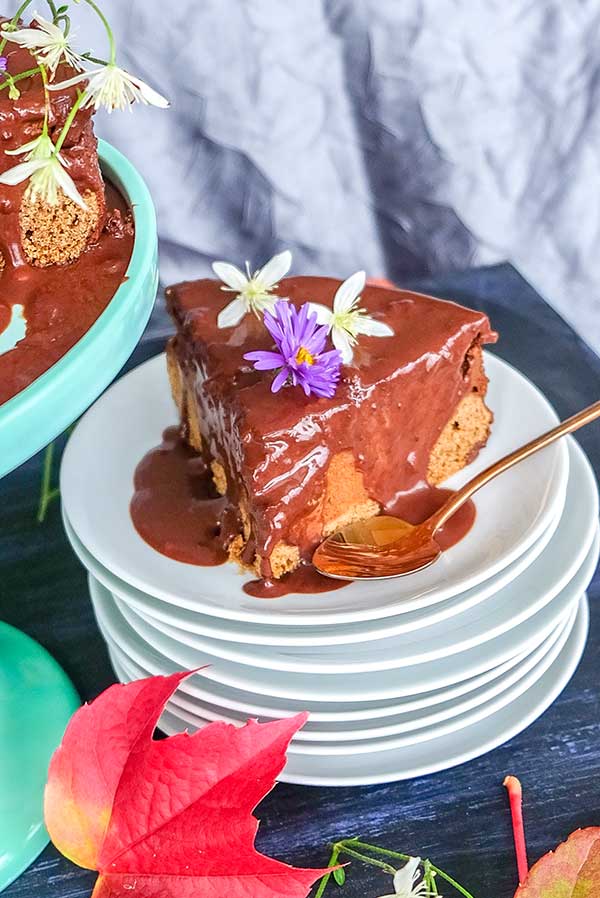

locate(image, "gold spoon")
[[313, 398, 600, 580]]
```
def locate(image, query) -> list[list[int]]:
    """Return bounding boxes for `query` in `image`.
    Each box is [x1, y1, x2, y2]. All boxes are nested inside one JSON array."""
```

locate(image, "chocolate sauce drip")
[[130, 427, 235, 566], [131, 427, 477, 599]]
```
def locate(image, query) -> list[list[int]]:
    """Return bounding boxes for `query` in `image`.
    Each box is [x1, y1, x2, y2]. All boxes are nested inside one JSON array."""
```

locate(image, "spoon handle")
[[430, 398, 600, 534]]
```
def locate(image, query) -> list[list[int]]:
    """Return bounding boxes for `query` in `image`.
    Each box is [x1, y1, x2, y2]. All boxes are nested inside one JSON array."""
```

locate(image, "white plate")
[[107, 606, 571, 743], [116, 599, 578, 756], [107, 446, 596, 673], [158, 596, 590, 785], [62, 504, 560, 647], [88, 533, 598, 701], [61, 351, 569, 626], [100, 631, 540, 723]]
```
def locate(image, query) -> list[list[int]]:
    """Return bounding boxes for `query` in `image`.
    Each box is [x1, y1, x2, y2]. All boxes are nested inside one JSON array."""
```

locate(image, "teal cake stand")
[[0, 141, 159, 890], [0, 625, 80, 891], [0, 140, 159, 477]]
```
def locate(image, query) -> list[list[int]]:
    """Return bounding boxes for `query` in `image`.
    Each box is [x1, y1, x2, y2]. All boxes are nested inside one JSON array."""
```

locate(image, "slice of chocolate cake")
[[0, 19, 106, 271], [166, 275, 497, 581]]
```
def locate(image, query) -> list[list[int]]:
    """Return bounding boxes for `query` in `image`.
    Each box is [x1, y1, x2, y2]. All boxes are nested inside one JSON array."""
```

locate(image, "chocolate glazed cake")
[[0, 21, 105, 270], [0, 20, 134, 405], [165, 276, 498, 582]]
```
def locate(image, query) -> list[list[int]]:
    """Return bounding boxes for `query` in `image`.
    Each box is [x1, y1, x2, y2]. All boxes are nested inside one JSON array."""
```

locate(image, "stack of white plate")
[[60, 352, 599, 786]]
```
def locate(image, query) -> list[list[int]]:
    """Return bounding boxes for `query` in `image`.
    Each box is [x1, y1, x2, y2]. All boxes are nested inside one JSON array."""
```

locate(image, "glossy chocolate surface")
[[166, 276, 497, 577]]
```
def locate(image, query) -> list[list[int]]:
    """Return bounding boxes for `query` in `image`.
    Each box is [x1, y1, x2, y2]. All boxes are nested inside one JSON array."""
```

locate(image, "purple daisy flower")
[[244, 300, 342, 398], [0, 58, 7, 74]]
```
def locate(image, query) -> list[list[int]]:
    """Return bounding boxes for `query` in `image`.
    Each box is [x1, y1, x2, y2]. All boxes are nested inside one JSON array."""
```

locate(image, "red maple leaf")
[[514, 827, 600, 897], [45, 672, 326, 897]]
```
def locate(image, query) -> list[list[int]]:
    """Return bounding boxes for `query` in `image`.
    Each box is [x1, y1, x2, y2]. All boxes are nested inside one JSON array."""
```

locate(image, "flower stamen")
[[295, 346, 315, 366]]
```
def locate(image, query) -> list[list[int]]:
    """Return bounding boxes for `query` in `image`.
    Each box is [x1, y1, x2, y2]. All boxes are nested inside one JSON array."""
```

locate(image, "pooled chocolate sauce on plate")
[[130, 426, 476, 599], [130, 427, 231, 567]]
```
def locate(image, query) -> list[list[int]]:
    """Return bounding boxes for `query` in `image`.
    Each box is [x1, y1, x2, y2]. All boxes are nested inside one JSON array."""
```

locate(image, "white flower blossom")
[[0, 304, 27, 357], [49, 63, 169, 113], [1, 13, 83, 76], [375, 857, 439, 898], [213, 250, 292, 328], [309, 270, 394, 364], [0, 132, 86, 208], [5, 131, 54, 161]]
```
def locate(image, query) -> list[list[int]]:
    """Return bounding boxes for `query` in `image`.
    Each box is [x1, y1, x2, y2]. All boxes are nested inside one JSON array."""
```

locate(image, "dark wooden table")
[[1, 263, 599, 898]]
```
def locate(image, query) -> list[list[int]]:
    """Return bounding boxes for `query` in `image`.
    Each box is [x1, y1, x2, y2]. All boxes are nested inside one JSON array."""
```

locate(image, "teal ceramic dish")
[[0, 623, 80, 893], [0, 139, 159, 479]]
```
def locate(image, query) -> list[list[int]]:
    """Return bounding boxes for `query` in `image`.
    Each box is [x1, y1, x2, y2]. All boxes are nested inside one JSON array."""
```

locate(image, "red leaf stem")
[[504, 775, 529, 885]]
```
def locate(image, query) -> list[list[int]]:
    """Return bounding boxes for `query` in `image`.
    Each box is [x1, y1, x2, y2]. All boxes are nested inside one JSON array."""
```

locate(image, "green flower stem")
[[314, 838, 477, 898], [38, 61, 52, 129], [344, 840, 477, 898], [314, 846, 341, 898], [80, 0, 116, 63], [45, 0, 59, 18], [0, 0, 36, 54], [80, 51, 109, 66], [0, 66, 42, 90], [54, 87, 86, 153], [423, 859, 439, 895], [334, 844, 396, 876], [37, 442, 60, 523]]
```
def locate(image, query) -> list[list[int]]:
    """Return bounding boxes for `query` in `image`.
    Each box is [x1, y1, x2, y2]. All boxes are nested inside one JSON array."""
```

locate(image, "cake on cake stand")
[[0, 142, 158, 891]]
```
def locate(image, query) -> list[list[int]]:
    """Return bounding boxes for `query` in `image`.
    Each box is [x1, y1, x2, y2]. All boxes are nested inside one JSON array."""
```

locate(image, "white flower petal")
[[393, 857, 421, 894], [354, 317, 395, 337], [2, 26, 47, 48], [334, 270, 366, 314], [52, 159, 87, 208], [47, 70, 90, 91], [5, 136, 48, 156], [332, 326, 354, 364], [255, 250, 292, 288], [0, 158, 46, 186], [29, 13, 63, 38], [217, 296, 248, 328], [126, 72, 170, 108], [307, 302, 333, 326], [212, 261, 249, 291], [50, 65, 168, 111]]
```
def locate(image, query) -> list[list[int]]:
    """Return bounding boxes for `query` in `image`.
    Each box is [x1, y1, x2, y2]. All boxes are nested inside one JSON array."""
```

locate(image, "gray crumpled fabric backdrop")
[[76, 0, 600, 352]]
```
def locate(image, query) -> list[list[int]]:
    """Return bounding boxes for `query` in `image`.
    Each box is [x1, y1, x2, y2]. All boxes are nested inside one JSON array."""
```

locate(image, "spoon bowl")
[[313, 516, 442, 580]]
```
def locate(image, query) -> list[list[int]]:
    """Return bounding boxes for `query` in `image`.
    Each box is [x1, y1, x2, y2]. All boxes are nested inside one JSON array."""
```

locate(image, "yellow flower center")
[[295, 346, 315, 366], [245, 280, 268, 299]]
